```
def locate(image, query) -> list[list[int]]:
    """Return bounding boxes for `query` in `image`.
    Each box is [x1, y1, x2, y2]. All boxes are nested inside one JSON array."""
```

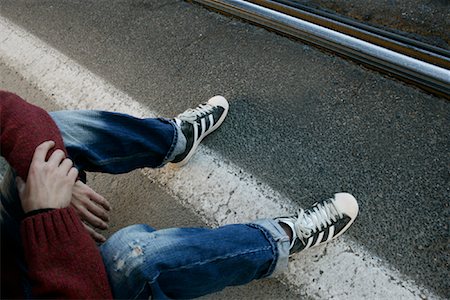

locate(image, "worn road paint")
[[0, 16, 439, 300]]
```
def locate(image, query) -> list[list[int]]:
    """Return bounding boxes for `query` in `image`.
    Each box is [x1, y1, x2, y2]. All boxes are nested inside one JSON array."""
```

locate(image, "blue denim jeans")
[[49, 110, 185, 173], [100, 220, 289, 299], [1, 110, 290, 299]]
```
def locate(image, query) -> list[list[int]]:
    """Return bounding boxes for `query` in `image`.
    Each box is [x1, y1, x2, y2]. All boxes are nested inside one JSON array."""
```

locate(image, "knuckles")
[[52, 149, 65, 157]]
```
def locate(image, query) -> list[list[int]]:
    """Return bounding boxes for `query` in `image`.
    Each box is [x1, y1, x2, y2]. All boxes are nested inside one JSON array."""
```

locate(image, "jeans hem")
[[158, 119, 181, 167], [245, 223, 279, 278], [249, 219, 290, 277]]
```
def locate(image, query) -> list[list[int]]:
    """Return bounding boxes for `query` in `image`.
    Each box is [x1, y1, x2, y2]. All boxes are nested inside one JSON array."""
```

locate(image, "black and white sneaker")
[[171, 95, 229, 166], [276, 193, 358, 255]]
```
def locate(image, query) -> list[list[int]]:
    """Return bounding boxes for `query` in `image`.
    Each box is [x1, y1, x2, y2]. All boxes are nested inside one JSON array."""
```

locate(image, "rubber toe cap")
[[334, 192, 359, 220], [207, 95, 229, 110]]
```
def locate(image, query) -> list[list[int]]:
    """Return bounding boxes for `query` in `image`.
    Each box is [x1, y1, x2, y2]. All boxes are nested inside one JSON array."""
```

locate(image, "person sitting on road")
[[0, 91, 359, 299]]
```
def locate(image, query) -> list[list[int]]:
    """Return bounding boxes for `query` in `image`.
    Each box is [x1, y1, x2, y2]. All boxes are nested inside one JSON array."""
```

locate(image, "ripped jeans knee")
[[100, 222, 281, 300], [101, 224, 157, 299]]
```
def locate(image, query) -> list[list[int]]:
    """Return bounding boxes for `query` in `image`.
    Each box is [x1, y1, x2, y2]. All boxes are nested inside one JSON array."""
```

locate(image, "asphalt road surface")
[[0, 0, 448, 298]]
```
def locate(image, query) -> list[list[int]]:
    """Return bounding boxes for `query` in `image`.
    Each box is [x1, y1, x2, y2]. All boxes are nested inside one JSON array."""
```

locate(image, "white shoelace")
[[177, 103, 214, 125], [292, 200, 343, 245]]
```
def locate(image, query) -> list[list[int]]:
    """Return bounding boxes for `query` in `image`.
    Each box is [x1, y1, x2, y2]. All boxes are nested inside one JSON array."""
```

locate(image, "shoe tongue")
[[174, 118, 182, 127], [278, 219, 297, 249], [302, 213, 315, 229]]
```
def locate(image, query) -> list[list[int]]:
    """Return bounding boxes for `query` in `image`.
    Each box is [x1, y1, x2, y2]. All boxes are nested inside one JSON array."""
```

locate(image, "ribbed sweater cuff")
[[19, 207, 114, 299], [21, 207, 86, 246]]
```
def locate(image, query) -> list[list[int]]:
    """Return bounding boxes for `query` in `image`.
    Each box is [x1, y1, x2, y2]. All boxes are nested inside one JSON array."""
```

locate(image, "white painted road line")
[[0, 16, 439, 300]]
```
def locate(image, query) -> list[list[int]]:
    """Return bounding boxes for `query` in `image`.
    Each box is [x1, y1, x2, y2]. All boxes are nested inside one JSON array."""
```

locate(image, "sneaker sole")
[[173, 95, 229, 167]]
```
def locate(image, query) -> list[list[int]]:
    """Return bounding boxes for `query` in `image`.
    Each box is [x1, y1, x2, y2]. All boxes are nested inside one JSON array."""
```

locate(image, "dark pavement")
[[0, 0, 448, 297]]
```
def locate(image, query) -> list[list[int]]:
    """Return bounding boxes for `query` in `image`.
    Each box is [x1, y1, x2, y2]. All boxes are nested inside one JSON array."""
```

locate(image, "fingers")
[[71, 181, 112, 232], [59, 158, 73, 172], [47, 149, 66, 168], [32, 141, 55, 163], [83, 223, 106, 243], [68, 167, 79, 183], [60, 158, 78, 183], [76, 204, 109, 230], [86, 200, 110, 222], [87, 188, 111, 211]]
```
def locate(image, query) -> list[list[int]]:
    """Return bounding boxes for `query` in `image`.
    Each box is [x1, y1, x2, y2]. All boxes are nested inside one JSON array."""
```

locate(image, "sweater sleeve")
[[20, 207, 113, 299], [0, 90, 67, 180]]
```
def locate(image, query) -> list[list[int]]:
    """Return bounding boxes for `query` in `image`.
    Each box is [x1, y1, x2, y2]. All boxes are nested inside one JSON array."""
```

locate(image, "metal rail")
[[191, 0, 450, 98], [250, 0, 450, 69]]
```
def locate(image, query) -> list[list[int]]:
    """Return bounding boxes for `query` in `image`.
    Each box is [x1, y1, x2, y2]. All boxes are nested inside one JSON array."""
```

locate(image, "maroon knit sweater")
[[0, 91, 113, 299]]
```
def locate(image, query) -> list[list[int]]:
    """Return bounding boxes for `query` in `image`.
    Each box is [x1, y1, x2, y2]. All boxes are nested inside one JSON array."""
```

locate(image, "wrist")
[[22, 202, 63, 214], [22, 208, 55, 219]]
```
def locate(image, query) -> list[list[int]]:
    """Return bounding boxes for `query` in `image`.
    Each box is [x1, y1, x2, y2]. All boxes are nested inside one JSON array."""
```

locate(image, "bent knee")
[[100, 224, 159, 298], [101, 224, 155, 255]]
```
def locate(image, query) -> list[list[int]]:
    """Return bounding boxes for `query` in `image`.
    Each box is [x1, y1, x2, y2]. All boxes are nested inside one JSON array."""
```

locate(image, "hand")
[[16, 141, 78, 213], [70, 180, 111, 243]]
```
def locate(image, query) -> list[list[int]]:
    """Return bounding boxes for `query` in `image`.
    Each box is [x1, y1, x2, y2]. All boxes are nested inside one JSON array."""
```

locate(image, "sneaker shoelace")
[[293, 199, 343, 245], [177, 103, 214, 125]]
